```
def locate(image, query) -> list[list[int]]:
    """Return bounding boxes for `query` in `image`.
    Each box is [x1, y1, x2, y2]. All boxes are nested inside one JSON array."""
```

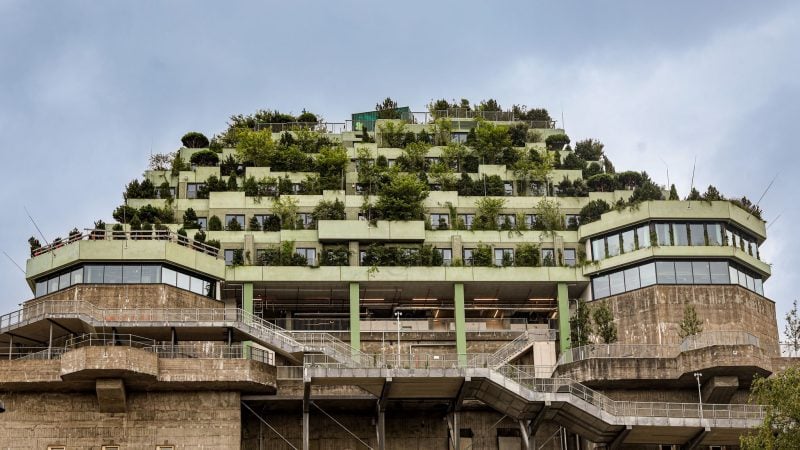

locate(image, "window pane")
[[709, 261, 730, 284], [71, 268, 83, 285], [689, 224, 705, 246], [636, 225, 651, 249], [58, 273, 71, 290], [563, 249, 576, 267], [47, 277, 59, 294], [624, 267, 641, 291], [606, 235, 620, 257], [190, 276, 205, 295], [707, 224, 722, 246], [675, 262, 693, 283], [35, 281, 47, 297], [85, 265, 104, 283], [640, 263, 656, 286], [655, 223, 671, 246], [541, 249, 554, 266], [104, 266, 122, 283], [692, 261, 711, 284], [621, 230, 635, 253], [746, 273, 755, 291], [593, 276, 610, 299], [656, 261, 676, 284], [729, 265, 739, 285], [141, 265, 161, 283], [673, 224, 688, 246], [609, 271, 625, 295], [737, 269, 748, 288], [162, 267, 177, 286], [177, 272, 191, 290], [592, 239, 605, 260], [754, 278, 764, 295], [123, 265, 142, 284]]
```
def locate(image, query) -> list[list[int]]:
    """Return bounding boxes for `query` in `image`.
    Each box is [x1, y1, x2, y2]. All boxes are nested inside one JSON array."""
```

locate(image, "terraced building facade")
[[0, 105, 787, 449]]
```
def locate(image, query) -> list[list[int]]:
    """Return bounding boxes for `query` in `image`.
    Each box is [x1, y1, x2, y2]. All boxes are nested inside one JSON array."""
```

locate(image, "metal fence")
[[31, 229, 220, 258], [253, 122, 347, 134]]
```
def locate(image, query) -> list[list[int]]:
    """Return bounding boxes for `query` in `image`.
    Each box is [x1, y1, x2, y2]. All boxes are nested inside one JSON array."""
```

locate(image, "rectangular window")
[[463, 248, 474, 266], [503, 182, 514, 196], [541, 248, 555, 266], [156, 446, 176, 450], [85, 265, 104, 284], [430, 213, 450, 229], [524, 214, 537, 229], [609, 271, 625, 295], [655, 223, 671, 246], [359, 250, 367, 265], [606, 234, 620, 257], [672, 223, 688, 246], [104, 266, 123, 283], [497, 214, 516, 228], [692, 261, 711, 284], [591, 238, 605, 260], [636, 225, 651, 249], [729, 265, 739, 285], [297, 213, 314, 229], [296, 248, 317, 265], [624, 267, 641, 291], [58, 272, 70, 291], [707, 223, 722, 246], [563, 249, 576, 267], [176, 272, 191, 290], [710, 261, 730, 284], [689, 223, 706, 246], [102, 446, 120, 450], [737, 268, 748, 288], [224, 249, 236, 266], [621, 229, 635, 253], [494, 248, 514, 266], [47, 447, 66, 450], [225, 214, 245, 230], [437, 248, 453, 266], [190, 276, 206, 295], [186, 183, 202, 199], [656, 261, 676, 284], [35, 280, 47, 297], [726, 228, 736, 248], [71, 268, 83, 285], [754, 278, 764, 295], [593, 276, 610, 299], [141, 265, 161, 283], [48, 277, 59, 294], [459, 214, 474, 230], [122, 265, 142, 284], [565, 214, 580, 229], [197, 217, 207, 230], [640, 262, 657, 287], [675, 261, 693, 284]]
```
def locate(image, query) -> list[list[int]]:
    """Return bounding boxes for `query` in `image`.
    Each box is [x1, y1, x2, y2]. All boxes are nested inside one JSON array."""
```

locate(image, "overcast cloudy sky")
[[0, 1, 797, 330]]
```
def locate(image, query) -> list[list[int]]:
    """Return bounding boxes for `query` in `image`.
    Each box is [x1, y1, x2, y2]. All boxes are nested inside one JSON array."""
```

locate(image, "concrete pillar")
[[451, 235, 463, 263], [243, 283, 254, 358], [350, 282, 361, 356], [454, 283, 467, 366], [349, 241, 360, 266], [557, 283, 570, 354], [377, 409, 386, 450], [244, 233, 255, 264], [302, 411, 310, 450], [451, 411, 461, 450]]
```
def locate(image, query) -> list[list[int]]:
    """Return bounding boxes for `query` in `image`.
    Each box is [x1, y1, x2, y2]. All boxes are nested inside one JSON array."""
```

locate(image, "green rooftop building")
[[0, 104, 788, 449]]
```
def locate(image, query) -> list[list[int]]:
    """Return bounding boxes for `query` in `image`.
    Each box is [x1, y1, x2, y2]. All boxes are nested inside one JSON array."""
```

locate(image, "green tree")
[[181, 131, 209, 148], [570, 300, 592, 348], [313, 199, 346, 221], [533, 198, 563, 232], [740, 366, 800, 449], [784, 300, 800, 352], [207, 215, 222, 231], [182, 208, 199, 229], [472, 120, 512, 165], [272, 196, 299, 229], [375, 97, 400, 119], [669, 184, 680, 200], [375, 173, 429, 221], [574, 139, 604, 161], [678, 304, 703, 339], [579, 199, 610, 224], [593, 303, 618, 344], [235, 129, 276, 166], [473, 197, 505, 230]]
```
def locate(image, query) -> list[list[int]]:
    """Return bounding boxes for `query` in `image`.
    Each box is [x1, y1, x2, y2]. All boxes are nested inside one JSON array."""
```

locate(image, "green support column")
[[349, 282, 360, 356], [454, 283, 467, 366], [243, 283, 254, 358], [557, 283, 570, 354]]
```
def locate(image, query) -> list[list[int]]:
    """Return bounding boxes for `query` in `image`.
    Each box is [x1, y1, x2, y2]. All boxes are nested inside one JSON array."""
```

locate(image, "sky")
[[0, 1, 798, 332]]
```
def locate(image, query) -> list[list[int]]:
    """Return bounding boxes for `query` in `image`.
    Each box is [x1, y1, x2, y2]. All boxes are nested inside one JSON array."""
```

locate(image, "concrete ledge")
[[60, 346, 159, 381]]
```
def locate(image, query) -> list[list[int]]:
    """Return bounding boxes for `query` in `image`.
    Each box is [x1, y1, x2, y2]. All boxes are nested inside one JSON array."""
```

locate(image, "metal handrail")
[[30, 229, 220, 258], [253, 122, 347, 134]]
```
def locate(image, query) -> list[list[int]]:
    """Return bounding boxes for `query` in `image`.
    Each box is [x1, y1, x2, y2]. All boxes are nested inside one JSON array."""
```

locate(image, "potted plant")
[[91, 220, 106, 240]]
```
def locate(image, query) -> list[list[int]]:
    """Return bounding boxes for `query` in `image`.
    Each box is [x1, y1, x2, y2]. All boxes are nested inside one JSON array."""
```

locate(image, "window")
[[655, 223, 671, 246], [639, 263, 657, 287], [672, 223, 688, 246], [675, 261, 693, 284], [437, 248, 453, 266], [355, 183, 368, 194], [162, 267, 177, 286], [494, 248, 514, 266], [692, 261, 711, 284], [197, 217, 207, 230], [606, 235, 620, 257], [636, 225, 651, 249], [541, 248, 555, 266], [225, 214, 245, 229], [565, 214, 580, 230], [176, 272, 191, 290], [141, 265, 160, 283], [224, 249, 237, 266], [529, 181, 546, 196], [35, 280, 47, 296], [430, 213, 450, 229], [296, 248, 317, 266], [707, 223, 722, 246], [656, 261, 676, 284], [497, 214, 516, 228], [156, 446, 176, 450], [624, 267, 641, 291], [86, 265, 104, 283], [593, 276, 610, 299], [563, 249, 576, 267], [459, 214, 475, 230], [621, 229, 635, 253], [524, 214, 537, 229], [709, 261, 729, 284], [451, 132, 468, 144], [102, 446, 120, 450], [186, 183, 202, 199], [591, 238, 605, 260], [123, 265, 142, 283], [503, 182, 514, 196], [609, 271, 625, 295], [297, 213, 314, 229], [463, 248, 474, 266], [48, 277, 59, 294], [47, 447, 66, 450], [359, 250, 367, 265], [689, 223, 705, 246], [104, 266, 122, 283], [58, 272, 70, 291]]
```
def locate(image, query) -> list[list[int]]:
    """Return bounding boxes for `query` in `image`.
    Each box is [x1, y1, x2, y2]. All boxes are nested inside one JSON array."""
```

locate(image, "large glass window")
[[707, 224, 722, 246], [162, 267, 177, 286], [656, 261, 676, 284], [672, 224, 688, 246], [710, 261, 729, 284], [655, 223, 671, 246], [689, 224, 706, 246], [494, 248, 514, 266], [636, 225, 651, 249], [296, 248, 317, 266], [70, 268, 83, 285], [186, 183, 202, 199], [541, 248, 555, 266], [624, 267, 641, 291], [104, 266, 123, 283], [437, 248, 453, 266], [122, 265, 142, 284], [463, 248, 474, 266], [430, 213, 450, 229], [225, 215, 245, 230], [593, 276, 610, 299], [297, 213, 314, 229], [692, 261, 711, 284], [176, 272, 191, 291], [48, 277, 59, 294], [141, 265, 161, 283], [85, 265, 104, 283], [58, 273, 70, 291], [606, 235, 620, 257], [675, 261, 693, 283], [621, 229, 635, 253], [609, 271, 625, 295], [563, 249, 576, 267], [639, 263, 657, 287], [459, 214, 475, 230], [592, 239, 605, 261]]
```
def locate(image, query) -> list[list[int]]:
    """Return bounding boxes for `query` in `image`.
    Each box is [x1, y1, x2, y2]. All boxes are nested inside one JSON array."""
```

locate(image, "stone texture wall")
[[28, 283, 222, 309], [0, 391, 241, 449], [595, 285, 778, 354]]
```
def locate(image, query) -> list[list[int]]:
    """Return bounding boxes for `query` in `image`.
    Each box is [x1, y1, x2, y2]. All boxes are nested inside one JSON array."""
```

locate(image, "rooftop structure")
[[0, 101, 789, 449]]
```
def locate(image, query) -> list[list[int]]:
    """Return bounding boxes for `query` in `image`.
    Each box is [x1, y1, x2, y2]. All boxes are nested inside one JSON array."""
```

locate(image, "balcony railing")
[[30, 228, 220, 258], [269, 317, 548, 333], [253, 122, 347, 134]]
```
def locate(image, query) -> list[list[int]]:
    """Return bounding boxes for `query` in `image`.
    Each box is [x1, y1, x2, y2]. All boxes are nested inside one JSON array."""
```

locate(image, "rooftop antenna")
[[2, 250, 26, 275], [560, 103, 565, 130], [748, 172, 779, 221], [767, 211, 782, 230], [687, 156, 696, 208], [24, 206, 51, 250], [658, 157, 670, 190]]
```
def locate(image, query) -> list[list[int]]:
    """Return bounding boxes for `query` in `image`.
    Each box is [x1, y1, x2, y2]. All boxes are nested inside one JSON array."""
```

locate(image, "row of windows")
[[430, 213, 579, 230], [35, 264, 215, 298], [591, 222, 760, 261], [591, 260, 764, 299]]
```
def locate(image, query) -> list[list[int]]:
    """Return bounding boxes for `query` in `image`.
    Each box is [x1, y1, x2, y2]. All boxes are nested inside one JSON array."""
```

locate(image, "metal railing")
[[433, 109, 515, 121], [30, 229, 220, 258], [253, 122, 347, 134], [680, 331, 760, 352], [272, 317, 541, 333], [479, 329, 556, 368], [780, 343, 800, 357]]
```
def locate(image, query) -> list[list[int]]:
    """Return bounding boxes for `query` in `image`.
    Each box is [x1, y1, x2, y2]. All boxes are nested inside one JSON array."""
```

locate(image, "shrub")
[[248, 216, 261, 231], [320, 247, 350, 266], [205, 239, 221, 249], [574, 139, 604, 161], [181, 131, 210, 148], [207, 215, 222, 231], [473, 197, 505, 231], [182, 208, 199, 229], [545, 133, 570, 150], [561, 153, 586, 170], [375, 174, 429, 221], [226, 217, 242, 231], [471, 244, 493, 267], [586, 173, 619, 192], [190, 150, 219, 166], [515, 243, 540, 267], [579, 199, 611, 224], [313, 199, 346, 221]]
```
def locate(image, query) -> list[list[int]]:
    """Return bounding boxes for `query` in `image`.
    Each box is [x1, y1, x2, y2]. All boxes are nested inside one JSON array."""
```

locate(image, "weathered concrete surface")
[[96, 378, 126, 412], [702, 376, 739, 403], [28, 283, 222, 309], [60, 346, 159, 381], [0, 391, 241, 449]]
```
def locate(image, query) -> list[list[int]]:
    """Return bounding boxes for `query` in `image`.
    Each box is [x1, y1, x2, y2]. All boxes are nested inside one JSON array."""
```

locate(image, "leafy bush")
[[586, 173, 619, 192], [190, 150, 220, 166], [629, 176, 664, 203], [515, 243, 540, 267], [182, 208, 199, 229], [473, 198, 505, 231], [375, 174, 429, 221], [561, 153, 586, 170], [574, 139, 604, 161], [321, 247, 350, 266], [313, 199, 346, 221], [226, 217, 242, 231], [471, 244, 493, 267], [545, 133, 570, 150], [207, 215, 222, 231], [579, 199, 611, 224], [181, 131, 210, 148]]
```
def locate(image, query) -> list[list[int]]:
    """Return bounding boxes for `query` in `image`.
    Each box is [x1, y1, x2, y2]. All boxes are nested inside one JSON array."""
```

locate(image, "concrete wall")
[[0, 391, 241, 449], [27, 284, 223, 309]]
